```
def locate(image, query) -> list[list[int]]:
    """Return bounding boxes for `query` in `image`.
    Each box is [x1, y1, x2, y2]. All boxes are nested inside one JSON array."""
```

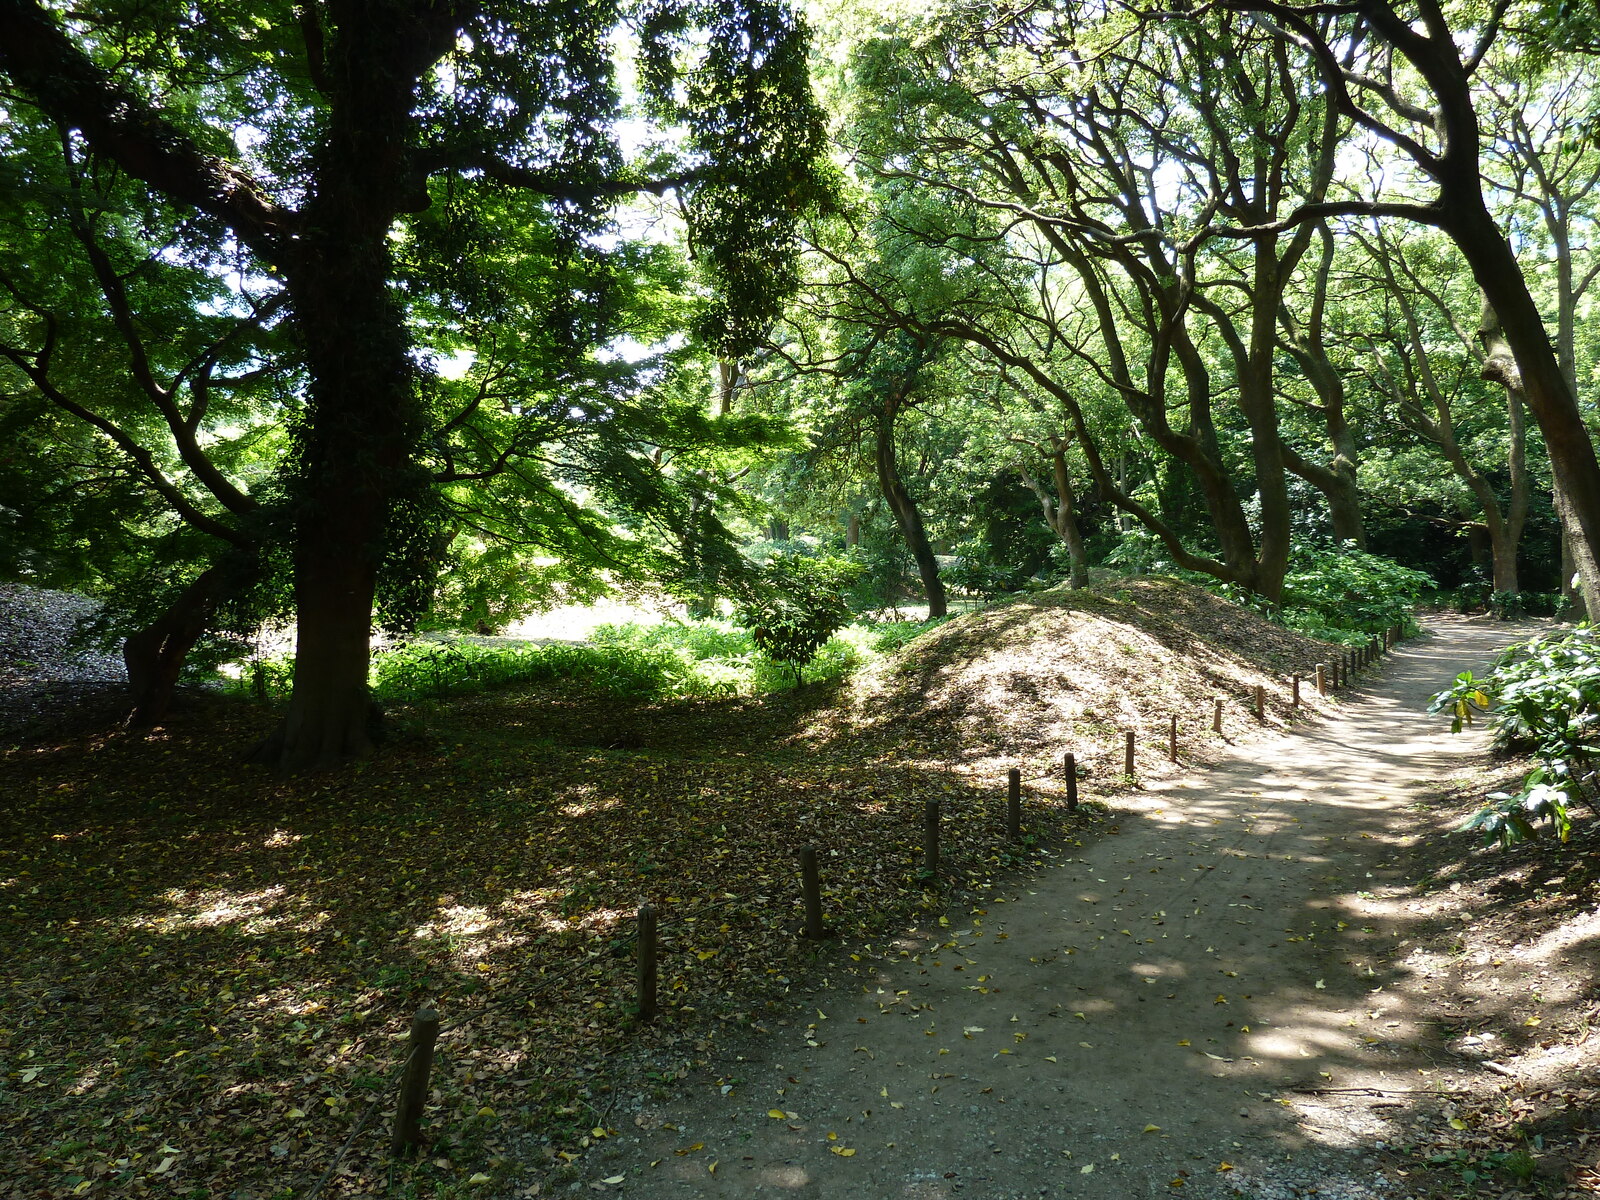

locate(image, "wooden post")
[[1253, 684, 1265, 722], [1316, 663, 1327, 696], [1292, 674, 1301, 708], [1212, 697, 1222, 733], [636, 904, 658, 1024], [391, 1008, 441, 1158], [799, 847, 825, 939], [1168, 715, 1178, 762], [1063, 752, 1078, 813], [922, 799, 941, 878], [1123, 730, 1135, 779], [1006, 768, 1022, 841]]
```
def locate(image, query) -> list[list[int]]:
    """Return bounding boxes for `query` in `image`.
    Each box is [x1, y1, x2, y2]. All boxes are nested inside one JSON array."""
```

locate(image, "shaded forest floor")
[[1, 582, 1594, 1199]]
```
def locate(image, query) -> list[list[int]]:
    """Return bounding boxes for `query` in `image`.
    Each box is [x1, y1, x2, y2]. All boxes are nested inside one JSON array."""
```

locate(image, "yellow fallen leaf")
[[602, 1177, 625, 1186], [1080, 1163, 1095, 1173], [590, 1127, 605, 1138], [1315, 979, 1326, 989], [1143, 1124, 1161, 1134], [1525, 1016, 1542, 1026], [767, 1109, 786, 1119], [1449, 1118, 1468, 1130], [830, 1146, 856, 1157], [467, 1175, 492, 1187], [708, 1160, 718, 1175], [1044, 1056, 1058, 1063], [1218, 1162, 1234, 1171], [1176, 1039, 1190, 1046]]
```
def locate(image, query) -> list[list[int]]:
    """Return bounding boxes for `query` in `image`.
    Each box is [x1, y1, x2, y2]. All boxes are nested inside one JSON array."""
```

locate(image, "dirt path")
[[571, 617, 1519, 1200]]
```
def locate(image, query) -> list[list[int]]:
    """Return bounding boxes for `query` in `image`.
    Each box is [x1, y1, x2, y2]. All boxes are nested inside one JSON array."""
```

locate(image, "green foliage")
[[223, 611, 943, 705], [943, 541, 1029, 597], [1430, 626, 1600, 847], [735, 553, 864, 685], [1277, 544, 1434, 639]]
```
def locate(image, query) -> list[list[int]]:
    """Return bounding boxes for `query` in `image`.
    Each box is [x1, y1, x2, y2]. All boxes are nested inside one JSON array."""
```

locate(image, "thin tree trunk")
[[875, 404, 946, 618], [1479, 297, 1531, 596], [123, 566, 224, 728]]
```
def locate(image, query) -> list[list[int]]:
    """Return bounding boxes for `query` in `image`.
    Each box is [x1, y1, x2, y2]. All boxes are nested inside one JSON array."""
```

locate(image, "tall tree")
[[0, 0, 826, 768], [1209, 0, 1600, 606]]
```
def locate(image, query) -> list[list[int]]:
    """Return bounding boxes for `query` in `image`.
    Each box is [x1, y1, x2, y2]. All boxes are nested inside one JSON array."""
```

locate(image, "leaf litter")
[[2, 579, 1345, 1197]]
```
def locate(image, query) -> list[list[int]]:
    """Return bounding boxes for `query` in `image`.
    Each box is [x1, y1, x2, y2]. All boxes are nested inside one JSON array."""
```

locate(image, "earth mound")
[[843, 576, 1341, 781]]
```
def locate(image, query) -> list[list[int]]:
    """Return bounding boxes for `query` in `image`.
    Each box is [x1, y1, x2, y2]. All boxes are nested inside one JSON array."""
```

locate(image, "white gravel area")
[[0, 583, 128, 736]]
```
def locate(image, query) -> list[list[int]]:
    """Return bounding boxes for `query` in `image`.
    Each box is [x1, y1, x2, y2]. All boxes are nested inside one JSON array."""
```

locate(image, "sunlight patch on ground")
[[120, 885, 296, 934]]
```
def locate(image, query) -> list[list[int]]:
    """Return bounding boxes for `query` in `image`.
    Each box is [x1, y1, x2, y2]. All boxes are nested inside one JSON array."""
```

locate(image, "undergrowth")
[[220, 616, 951, 706], [1432, 624, 1600, 848]]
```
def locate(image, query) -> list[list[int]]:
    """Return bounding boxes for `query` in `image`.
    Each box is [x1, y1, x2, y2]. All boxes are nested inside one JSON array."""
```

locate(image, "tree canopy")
[[4, 0, 1600, 763]]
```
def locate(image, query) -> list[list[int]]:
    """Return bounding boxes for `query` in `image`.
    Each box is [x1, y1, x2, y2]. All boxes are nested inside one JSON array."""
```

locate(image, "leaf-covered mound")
[[839, 577, 1342, 780]]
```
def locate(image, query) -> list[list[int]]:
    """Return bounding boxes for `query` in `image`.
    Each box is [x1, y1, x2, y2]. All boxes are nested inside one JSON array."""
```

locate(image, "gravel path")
[[568, 617, 1518, 1200], [0, 583, 127, 737]]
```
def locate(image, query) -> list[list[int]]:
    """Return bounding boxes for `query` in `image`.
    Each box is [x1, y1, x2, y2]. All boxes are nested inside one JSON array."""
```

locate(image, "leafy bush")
[[221, 610, 946, 706], [222, 638, 694, 705], [734, 553, 863, 686], [942, 542, 1029, 597], [1430, 625, 1600, 847], [1278, 543, 1433, 638]]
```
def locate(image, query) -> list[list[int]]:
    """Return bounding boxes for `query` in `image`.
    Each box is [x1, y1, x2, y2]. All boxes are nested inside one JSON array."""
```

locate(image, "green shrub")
[[220, 609, 947, 707], [943, 541, 1028, 597], [1431, 625, 1600, 847], [734, 553, 863, 686], [1278, 543, 1433, 638]]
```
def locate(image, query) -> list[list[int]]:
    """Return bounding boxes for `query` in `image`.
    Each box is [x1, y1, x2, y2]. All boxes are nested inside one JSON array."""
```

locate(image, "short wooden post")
[[1292, 674, 1301, 708], [799, 847, 825, 939], [1316, 663, 1327, 696], [922, 799, 941, 878], [1006, 768, 1022, 841], [636, 904, 658, 1024], [391, 1007, 441, 1158], [1168, 714, 1178, 762], [1253, 684, 1265, 722], [1212, 697, 1223, 733], [1124, 730, 1135, 779], [1063, 752, 1078, 812]]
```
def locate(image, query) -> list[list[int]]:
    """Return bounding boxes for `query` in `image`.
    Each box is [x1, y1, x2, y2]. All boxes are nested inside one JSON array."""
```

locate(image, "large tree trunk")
[[1445, 175, 1600, 610], [249, 11, 447, 771], [123, 566, 224, 728], [874, 403, 946, 618]]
